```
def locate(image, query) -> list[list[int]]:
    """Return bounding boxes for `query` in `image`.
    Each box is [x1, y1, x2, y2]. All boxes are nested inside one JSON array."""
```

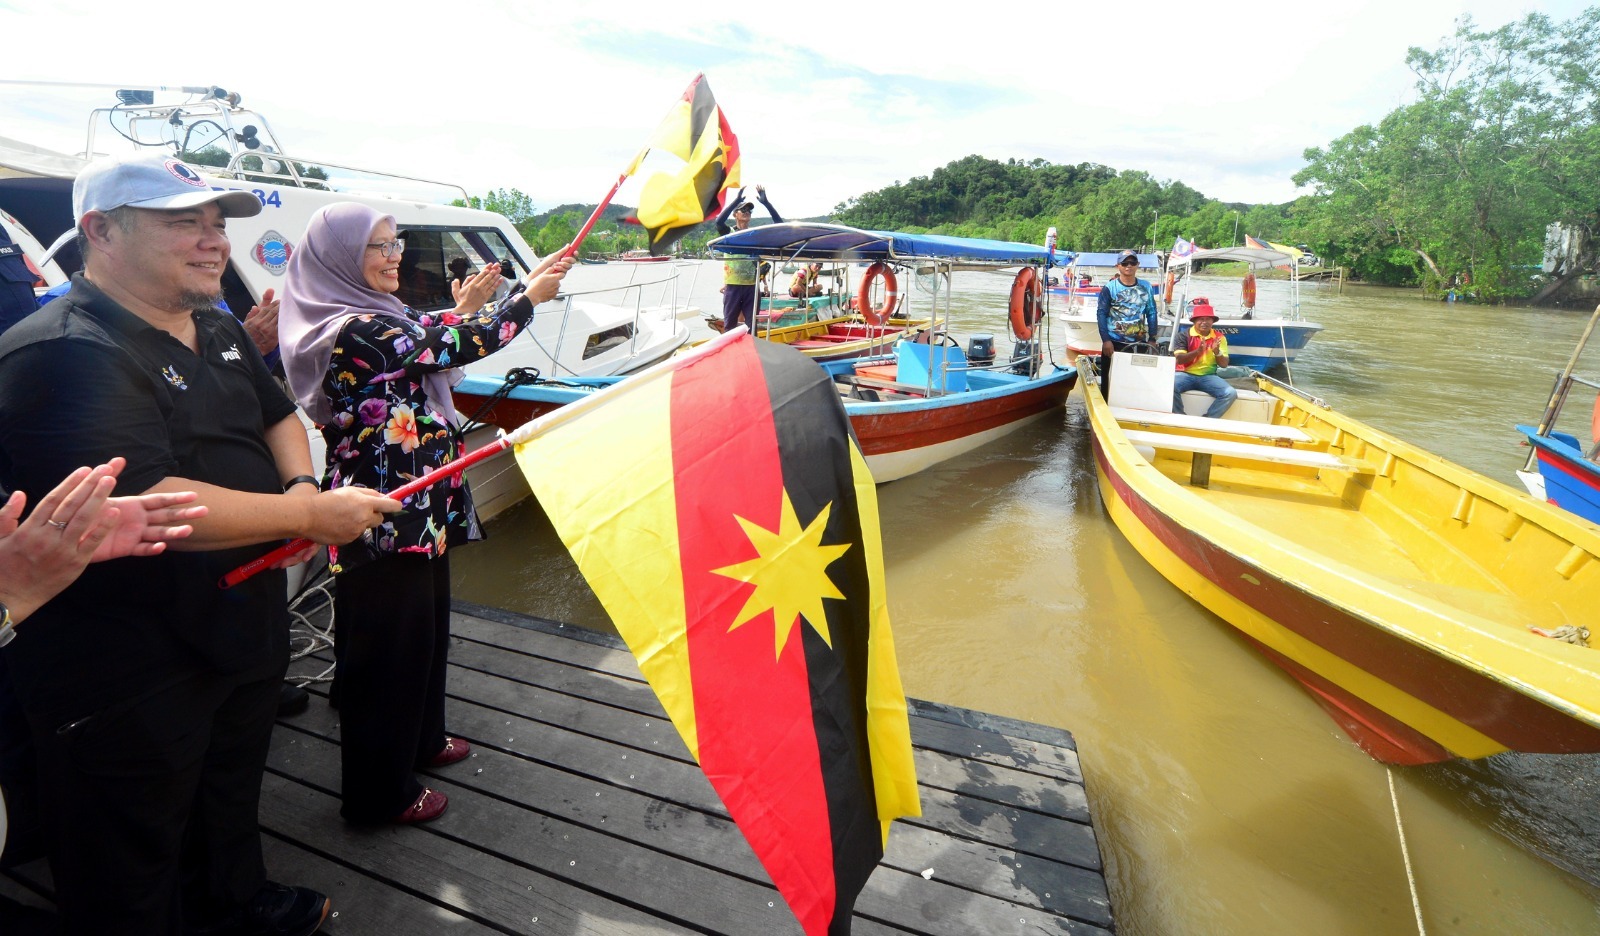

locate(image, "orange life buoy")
[[857, 262, 898, 325], [1164, 271, 1175, 304], [1009, 267, 1043, 340], [1242, 272, 1257, 309]]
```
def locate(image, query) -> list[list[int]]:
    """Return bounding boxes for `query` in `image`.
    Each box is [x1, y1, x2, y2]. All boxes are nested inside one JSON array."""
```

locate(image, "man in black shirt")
[[0, 154, 399, 936]]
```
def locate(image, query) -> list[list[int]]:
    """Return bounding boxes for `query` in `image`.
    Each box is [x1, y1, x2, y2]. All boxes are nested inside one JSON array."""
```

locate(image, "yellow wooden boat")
[[1085, 367, 1600, 764]]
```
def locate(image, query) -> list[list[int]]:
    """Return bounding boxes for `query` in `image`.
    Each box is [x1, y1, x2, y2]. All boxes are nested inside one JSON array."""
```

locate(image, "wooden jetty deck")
[[3, 599, 1113, 934]]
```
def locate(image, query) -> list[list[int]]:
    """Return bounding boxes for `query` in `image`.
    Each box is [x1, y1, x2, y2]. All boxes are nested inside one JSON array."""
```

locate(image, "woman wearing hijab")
[[280, 202, 571, 825]]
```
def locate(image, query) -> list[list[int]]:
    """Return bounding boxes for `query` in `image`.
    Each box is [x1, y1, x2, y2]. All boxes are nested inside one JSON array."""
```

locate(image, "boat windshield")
[[396, 227, 522, 311]]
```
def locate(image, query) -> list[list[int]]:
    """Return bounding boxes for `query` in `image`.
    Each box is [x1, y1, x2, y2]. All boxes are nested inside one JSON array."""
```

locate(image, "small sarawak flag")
[[630, 73, 742, 256], [514, 332, 920, 934]]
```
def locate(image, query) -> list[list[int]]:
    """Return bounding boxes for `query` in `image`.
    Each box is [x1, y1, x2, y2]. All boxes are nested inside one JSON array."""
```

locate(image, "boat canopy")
[[1168, 245, 1295, 272], [0, 135, 88, 180], [1067, 251, 1160, 269], [708, 222, 1074, 267]]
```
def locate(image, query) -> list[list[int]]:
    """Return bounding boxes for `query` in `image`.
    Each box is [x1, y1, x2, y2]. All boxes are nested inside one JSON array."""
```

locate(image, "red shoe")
[[394, 788, 448, 825], [427, 736, 471, 767]]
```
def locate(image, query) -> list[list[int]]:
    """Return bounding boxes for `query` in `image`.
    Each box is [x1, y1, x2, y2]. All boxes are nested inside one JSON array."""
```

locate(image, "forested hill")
[[831, 154, 1277, 257]]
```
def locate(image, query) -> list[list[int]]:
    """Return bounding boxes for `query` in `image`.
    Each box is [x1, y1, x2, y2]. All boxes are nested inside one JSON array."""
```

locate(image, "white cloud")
[[1, 0, 1587, 219]]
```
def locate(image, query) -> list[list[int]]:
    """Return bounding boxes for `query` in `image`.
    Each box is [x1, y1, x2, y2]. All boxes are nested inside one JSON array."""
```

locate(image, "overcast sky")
[[0, 1, 1588, 218]]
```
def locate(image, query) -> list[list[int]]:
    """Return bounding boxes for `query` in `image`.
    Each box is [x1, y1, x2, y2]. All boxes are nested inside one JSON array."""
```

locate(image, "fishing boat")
[[1163, 246, 1324, 371], [0, 83, 694, 381], [1516, 304, 1600, 524], [702, 260, 932, 361], [1083, 356, 1600, 765], [1054, 251, 1162, 359], [711, 222, 1078, 481]]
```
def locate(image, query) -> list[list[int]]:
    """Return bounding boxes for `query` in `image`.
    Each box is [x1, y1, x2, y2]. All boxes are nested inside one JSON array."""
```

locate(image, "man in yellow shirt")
[[1172, 299, 1237, 418], [714, 185, 782, 330]]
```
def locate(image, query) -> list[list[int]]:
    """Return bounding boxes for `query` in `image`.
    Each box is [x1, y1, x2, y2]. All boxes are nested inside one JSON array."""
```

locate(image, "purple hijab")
[[280, 202, 460, 426]]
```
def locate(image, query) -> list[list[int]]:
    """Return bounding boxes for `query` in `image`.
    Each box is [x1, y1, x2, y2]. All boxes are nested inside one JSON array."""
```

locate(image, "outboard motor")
[[966, 334, 996, 367], [1010, 339, 1040, 375]]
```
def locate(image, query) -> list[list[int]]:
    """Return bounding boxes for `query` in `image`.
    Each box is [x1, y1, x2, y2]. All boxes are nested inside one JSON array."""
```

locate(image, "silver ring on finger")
[[45, 519, 68, 530]]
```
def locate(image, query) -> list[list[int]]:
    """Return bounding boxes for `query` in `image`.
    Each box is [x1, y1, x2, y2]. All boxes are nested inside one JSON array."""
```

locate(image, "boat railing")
[[534, 263, 700, 377], [218, 151, 470, 203]]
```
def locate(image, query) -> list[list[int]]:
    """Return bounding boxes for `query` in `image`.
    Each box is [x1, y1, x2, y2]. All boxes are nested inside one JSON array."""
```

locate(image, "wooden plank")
[[883, 823, 1112, 929], [258, 829, 495, 934], [280, 603, 1112, 934], [912, 747, 1089, 823], [913, 785, 1102, 872], [1110, 405, 1313, 442], [1122, 428, 1372, 472], [265, 729, 801, 935]]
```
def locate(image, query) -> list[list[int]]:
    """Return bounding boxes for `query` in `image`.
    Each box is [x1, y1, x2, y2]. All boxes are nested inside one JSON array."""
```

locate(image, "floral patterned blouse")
[[321, 294, 533, 573]]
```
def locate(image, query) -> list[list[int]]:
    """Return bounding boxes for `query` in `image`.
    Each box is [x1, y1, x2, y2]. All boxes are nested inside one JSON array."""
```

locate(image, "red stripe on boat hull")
[[1092, 435, 1600, 762], [850, 378, 1074, 457]]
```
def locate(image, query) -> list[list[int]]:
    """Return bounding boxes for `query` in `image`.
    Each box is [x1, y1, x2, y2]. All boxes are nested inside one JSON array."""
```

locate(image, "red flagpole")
[[560, 171, 629, 261], [218, 437, 511, 588]]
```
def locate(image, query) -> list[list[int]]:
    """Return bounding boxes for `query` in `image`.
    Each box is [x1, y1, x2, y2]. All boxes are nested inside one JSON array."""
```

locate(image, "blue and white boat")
[[1165, 245, 1324, 371], [455, 224, 1079, 496], [1516, 305, 1600, 525]]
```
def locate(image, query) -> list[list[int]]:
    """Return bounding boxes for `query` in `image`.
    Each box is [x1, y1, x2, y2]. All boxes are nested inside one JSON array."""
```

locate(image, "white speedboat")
[[0, 82, 693, 379]]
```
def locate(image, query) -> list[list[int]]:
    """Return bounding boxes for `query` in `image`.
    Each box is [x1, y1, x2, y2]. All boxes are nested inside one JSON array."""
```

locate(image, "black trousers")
[[26, 654, 283, 935], [332, 552, 451, 824], [1098, 341, 1145, 402]]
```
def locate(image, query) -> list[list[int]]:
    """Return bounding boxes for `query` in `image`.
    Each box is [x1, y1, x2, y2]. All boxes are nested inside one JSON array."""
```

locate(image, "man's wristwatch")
[[0, 600, 15, 648]]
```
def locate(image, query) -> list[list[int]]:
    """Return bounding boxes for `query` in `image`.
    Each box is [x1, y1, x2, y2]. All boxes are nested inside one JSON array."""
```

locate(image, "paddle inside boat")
[[1084, 352, 1600, 765], [1516, 303, 1600, 525]]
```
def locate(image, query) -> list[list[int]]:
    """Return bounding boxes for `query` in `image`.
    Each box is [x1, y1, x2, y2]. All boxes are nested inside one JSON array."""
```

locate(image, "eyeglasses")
[[1117, 260, 1138, 267], [366, 240, 405, 259]]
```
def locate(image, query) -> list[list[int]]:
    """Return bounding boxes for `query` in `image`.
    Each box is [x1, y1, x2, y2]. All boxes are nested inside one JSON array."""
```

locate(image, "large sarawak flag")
[[630, 73, 742, 256], [513, 332, 920, 934]]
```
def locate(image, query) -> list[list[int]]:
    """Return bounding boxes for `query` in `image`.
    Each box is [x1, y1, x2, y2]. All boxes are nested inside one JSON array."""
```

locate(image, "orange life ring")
[[1164, 271, 1175, 304], [1009, 267, 1043, 340], [857, 262, 898, 325], [1242, 272, 1257, 309]]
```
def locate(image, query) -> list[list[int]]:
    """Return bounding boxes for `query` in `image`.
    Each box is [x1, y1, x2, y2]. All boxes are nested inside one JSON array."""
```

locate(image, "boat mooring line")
[[1387, 767, 1428, 936]]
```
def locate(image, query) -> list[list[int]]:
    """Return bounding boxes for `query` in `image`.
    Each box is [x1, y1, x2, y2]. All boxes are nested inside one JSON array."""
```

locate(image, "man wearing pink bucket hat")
[[1172, 297, 1238, 418]]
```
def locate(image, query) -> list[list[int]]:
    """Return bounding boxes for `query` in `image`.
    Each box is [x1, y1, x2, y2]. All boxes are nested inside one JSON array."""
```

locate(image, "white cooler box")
[[1107, 351, 1175, 411]]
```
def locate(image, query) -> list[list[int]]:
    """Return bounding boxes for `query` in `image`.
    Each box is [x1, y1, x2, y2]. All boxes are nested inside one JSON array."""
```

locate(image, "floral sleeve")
[[336, 294, 533, 385]]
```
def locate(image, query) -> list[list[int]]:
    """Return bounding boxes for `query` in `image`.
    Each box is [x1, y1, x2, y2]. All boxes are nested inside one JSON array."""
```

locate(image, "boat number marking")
[[251, 189, 283, 208]]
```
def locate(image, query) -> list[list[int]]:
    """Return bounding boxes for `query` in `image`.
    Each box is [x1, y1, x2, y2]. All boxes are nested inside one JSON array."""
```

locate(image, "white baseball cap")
[[39, 153, 263, 264]]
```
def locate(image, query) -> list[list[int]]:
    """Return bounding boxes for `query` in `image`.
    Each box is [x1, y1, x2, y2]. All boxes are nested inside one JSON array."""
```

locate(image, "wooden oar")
[[1524, 302, 1600, 472]]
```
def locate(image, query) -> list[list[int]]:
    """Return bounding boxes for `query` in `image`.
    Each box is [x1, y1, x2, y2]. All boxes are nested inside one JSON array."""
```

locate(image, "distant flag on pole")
[[1171, 236, 1197, 261], [512, 332, 920, 935], [629, 73, 742, 256]]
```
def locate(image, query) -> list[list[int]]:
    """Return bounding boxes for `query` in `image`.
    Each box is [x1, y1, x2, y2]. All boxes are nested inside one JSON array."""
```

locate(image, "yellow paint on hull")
[[1085, 373, 1600, 761], [1092, 457, 1507, 759]]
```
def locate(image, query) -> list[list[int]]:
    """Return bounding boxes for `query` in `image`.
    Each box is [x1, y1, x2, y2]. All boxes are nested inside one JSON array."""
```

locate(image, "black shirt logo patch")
[[161, 365, 189, 391]]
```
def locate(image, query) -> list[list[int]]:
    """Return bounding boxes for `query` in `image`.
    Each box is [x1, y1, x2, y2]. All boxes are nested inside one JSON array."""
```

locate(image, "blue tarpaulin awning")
[[1064, 251, 1160, 269], [707, 222, 1074, 267]]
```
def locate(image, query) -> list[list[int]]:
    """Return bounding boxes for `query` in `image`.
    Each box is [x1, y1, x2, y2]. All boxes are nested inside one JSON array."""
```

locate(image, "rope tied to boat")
[[459, 367, 545, 434], [1529, 624, 1591, 647]]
